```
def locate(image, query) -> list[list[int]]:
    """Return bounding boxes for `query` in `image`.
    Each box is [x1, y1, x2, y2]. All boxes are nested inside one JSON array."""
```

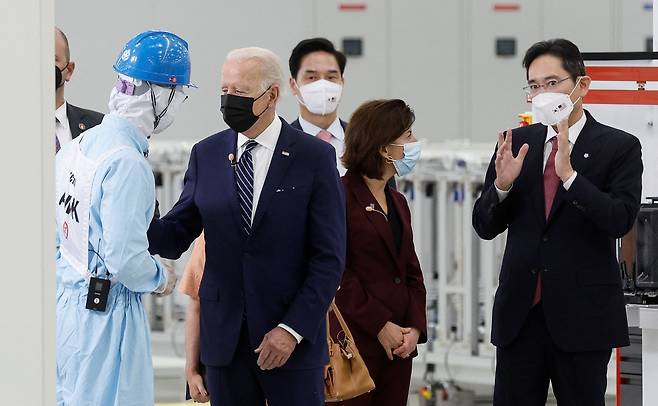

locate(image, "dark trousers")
[[494, 304, 612, 406], [205, 324, 324, 406], [333, 355, 413, 406]]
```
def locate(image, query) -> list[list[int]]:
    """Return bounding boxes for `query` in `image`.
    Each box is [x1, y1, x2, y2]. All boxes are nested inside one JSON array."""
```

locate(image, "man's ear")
[[289, 77, 299, 96], [578, 75, 591, 98], [64, 61, 76, 82], [269, 85, 280, 106]]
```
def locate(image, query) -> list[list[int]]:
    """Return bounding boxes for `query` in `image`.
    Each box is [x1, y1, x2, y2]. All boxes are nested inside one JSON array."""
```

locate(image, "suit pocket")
[[198, 284, 220, 301], [274, 181, 312, 194], [577, 267, 621, 287], [271, 184, 312, 214]]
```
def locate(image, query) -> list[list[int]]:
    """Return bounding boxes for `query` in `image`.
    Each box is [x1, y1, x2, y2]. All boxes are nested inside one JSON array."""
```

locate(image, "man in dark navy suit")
[[148, 47, 346, 406], [288, 38, 398, 190], [288, 38, 348, 174], [55, 27, 103, 153], [473, 39, 643, 406]]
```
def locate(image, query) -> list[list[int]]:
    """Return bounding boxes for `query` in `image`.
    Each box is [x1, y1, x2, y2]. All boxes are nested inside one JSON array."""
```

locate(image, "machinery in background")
[[418, 364, 476, 406], [620, 198, 658, 305], [618, 198, 658, 406], [517, 111, 533, 127]]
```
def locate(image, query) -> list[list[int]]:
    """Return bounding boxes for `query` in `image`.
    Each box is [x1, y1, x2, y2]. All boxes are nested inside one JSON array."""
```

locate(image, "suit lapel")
[[546, 111, 600, 224], [388, 189, 411, 267], [290, 118, 347, 132], [66, 103, 83, 140], [251, 120, 297, 233], [219, 131, 244, 235], [290, 118, 302, 131], [347, 172, 398, 264]]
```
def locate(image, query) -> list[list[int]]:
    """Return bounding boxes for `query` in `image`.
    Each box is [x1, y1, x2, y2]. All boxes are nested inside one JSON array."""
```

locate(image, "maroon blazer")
[[334, 171, 427, 358]]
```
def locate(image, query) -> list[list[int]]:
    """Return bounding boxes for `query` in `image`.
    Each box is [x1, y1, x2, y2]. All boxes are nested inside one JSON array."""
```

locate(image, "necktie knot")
[[244, 140, 258, 153], [317, 130, 333, 143]]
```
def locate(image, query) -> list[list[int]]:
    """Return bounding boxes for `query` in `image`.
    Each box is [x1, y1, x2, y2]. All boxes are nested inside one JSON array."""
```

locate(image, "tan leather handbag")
[[324, 301, 376, 402]]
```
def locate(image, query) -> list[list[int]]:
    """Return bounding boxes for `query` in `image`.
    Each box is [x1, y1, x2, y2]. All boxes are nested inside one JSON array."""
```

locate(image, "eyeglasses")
[[523, 77, 572, 96]]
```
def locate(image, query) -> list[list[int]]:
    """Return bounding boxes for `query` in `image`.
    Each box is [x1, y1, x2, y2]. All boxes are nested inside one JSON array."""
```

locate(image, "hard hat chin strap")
[[148, 82, 176, 131]]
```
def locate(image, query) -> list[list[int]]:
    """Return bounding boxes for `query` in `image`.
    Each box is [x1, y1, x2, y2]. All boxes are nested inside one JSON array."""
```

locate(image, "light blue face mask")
[[389, 141, 422, 177]]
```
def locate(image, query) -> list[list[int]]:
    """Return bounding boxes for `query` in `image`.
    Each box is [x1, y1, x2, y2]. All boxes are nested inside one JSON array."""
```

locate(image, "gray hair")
[[225, 47, 285, 92]]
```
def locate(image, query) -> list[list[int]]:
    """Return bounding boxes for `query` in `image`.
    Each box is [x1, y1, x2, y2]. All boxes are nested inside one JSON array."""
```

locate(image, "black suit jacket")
[[290, 118, 348, 133], [290, 117, 397, 189], [66, 102, 104, 139], [473, 110, 643, 352]]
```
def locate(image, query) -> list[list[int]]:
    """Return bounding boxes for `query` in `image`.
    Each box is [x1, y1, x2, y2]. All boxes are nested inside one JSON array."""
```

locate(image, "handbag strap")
[[326, 309, 333, 347], [328, 300, 357, 343]]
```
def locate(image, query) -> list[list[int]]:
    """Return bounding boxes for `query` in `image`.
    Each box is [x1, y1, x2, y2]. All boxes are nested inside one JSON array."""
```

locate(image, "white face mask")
[[108, 75, 187, 138], [296, 79, 343, 115], [531, 77, 582, 126]]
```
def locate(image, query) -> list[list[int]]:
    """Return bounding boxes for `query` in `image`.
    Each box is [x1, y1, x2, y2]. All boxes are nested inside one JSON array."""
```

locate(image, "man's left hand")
[[554, 118, 575, 182], [392, 327, 421, 359], [254, 327, 297, 370]]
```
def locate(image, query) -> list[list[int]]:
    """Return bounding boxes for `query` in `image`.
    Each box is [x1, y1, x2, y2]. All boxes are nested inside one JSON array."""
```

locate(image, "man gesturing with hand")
[[493, 129, 529, 192], [473, 39, 643, 406]]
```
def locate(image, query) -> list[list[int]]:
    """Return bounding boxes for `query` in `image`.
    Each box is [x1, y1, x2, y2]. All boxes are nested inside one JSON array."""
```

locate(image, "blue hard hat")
[[113, 30, 195, 87]]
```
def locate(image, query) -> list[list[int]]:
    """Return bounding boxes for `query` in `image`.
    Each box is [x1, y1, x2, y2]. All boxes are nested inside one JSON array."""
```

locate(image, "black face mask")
[[220, 88, 270, 133], [55, 63, 68, 90]]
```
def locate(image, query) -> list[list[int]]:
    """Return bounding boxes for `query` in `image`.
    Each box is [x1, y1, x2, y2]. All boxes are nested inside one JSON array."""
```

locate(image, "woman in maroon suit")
[[334, 99, 427, 406]]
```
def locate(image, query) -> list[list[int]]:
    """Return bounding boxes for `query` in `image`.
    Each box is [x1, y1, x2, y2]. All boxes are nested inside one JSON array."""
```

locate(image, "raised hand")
[[494, 129, 529, 192]]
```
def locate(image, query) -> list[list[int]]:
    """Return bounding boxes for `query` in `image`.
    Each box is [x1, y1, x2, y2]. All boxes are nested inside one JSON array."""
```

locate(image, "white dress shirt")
[[55, 101, 73, 147], [236, 116, 282, 222], [496, 113, 587, 202], [297, 115, 346, 175], [236, 115, 303, 344]]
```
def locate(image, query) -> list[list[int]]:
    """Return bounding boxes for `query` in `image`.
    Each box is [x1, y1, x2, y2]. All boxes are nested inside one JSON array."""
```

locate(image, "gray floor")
[[153, 338, 615, 406]]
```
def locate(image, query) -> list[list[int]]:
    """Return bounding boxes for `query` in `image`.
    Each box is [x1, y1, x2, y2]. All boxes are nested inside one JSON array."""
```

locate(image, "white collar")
[[298, 115, 344, 140], [237, 115, 282, 152], [546, 111, 587, 145], [55, 101, 68, 124]]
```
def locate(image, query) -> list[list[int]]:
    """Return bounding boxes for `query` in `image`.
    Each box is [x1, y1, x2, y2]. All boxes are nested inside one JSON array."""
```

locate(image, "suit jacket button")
[[394, 277, 402, 285], [542, 235, 549, 242], [572, 200, 578, 205], [530, 268, 537, 275]]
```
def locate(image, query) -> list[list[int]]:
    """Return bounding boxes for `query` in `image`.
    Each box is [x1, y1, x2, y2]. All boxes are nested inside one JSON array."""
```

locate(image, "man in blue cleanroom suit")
[[55, 30, 194, 406]]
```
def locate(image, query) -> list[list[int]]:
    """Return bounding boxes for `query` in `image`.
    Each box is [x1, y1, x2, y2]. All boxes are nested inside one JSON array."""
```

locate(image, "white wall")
[[56, 0, 312, 143], [0, 0, 56, 404], [57, 0, 653, 145]]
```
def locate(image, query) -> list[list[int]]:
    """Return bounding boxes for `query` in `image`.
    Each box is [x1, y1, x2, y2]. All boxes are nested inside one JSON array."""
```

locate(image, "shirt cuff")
[[563, 171, 578, 190], [153, 280, 166, 294], [153, 263, 168, 294], [494, 183, 512, 202], [278, 323, 303, 344]]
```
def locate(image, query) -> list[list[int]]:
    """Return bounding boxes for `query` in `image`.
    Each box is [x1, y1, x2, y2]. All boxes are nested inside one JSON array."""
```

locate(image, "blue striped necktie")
[[236, 140, 258, 236]]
